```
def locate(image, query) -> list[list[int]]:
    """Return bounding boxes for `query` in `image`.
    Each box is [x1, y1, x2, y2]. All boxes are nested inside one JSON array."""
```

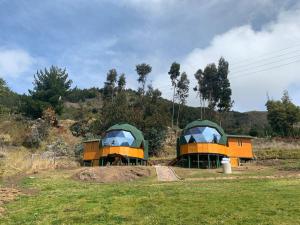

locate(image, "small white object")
[[221, 158, 232, 174]]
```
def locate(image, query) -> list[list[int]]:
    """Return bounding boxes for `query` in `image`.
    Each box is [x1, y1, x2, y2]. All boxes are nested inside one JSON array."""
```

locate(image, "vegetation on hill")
[[266, 90, 300, 136], [1, 57, 300, 156]]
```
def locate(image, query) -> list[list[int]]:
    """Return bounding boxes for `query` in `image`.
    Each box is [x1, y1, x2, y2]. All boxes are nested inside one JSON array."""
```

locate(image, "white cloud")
[[0, 48, 35, 79], [156, 8, 300, 112]]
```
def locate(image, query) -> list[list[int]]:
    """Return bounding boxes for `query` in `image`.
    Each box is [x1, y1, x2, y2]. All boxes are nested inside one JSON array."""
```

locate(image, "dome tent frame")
[[175, 119, 254, 168], [83, 123, 149, 166]]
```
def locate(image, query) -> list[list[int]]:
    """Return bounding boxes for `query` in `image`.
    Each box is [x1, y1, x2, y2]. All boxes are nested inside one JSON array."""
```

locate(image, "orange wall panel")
[[83, 141, 100, 160], [230, 157, 239, 167], [83, 142, 144, 161], [180, 143, 228, 156], [100, 146, 144, 159], [180, 138, 253, 160], [227, 138, 253, 158]]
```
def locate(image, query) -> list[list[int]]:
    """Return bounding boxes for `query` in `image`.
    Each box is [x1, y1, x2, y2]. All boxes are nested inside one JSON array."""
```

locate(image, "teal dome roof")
[[106, 123, 145, 148], [180, 119, 227, 145]]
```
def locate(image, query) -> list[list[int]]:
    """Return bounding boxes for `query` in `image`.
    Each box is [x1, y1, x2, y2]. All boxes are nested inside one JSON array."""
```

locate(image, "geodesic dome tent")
[[103, 123, 146, 149], [176, 119, 253, 168], [83, 123, 148, 166], [99, 123, 148, 166]]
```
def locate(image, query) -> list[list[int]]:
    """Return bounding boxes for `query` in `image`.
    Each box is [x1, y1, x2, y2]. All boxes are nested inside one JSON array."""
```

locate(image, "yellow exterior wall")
[[83, 141, 101, 161], [179, 138, 253, 167], [83, 142, 144, 161], [100, 146, 144, 159], [227, 138, 253, 158], [180, 143, 228, 156], [230, 157, 239, 167]]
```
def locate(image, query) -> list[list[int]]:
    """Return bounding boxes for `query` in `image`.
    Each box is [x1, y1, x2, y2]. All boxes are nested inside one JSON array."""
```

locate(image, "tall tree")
[[197, 57, 233, 120], [200, 63, 219, 111], [176, 72, 190, 126], [117, 73, 126, 92], [168, 62, 180, 127], [136, 63, 152, 96], [103, 69, 117, 101], [193, 69, 204, 119], [217, 57, 233, 112], [29, 66, 72, 114]]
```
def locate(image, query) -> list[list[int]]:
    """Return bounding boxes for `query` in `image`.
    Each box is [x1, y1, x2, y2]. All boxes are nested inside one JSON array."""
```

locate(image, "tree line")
[[1, 57, 300, 154]]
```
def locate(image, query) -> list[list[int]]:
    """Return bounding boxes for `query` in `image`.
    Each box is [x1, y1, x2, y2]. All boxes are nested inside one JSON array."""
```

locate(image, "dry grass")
[[45, 120, 80, 147], [0, 118, 29, 146], [0, 147, 79, 179], [253, 138, 300, 160]]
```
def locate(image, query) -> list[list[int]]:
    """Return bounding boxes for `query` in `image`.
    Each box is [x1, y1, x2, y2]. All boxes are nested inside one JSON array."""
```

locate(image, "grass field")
[[1, 169, 300, 225]]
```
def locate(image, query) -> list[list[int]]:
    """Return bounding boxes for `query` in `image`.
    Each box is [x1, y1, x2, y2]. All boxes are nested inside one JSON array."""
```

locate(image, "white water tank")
[[221, 158, 232, 174]]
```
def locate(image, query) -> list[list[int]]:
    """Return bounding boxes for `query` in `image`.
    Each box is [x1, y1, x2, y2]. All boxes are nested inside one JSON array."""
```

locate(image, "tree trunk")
[[176, 103, 181, 128], [199, 92, 202, 120], [171, 86, 176, 128]]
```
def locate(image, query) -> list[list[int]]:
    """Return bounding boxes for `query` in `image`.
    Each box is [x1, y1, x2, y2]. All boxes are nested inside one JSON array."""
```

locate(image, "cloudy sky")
[[0, 0, 300, 112]]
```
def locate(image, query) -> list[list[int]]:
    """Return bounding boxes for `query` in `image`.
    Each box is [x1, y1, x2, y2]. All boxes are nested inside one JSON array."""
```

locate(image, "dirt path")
[[154, 165, 180, 181]]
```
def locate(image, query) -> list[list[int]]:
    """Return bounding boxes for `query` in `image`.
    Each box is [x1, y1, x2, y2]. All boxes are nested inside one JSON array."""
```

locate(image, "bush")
[[144, 127, 167, 156], [19, 95, 50, 119]]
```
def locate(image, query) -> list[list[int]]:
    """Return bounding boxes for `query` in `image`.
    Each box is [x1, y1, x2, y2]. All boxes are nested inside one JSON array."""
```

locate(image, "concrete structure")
[[83, 123, 148, 166], [176, 120, 254, 168]]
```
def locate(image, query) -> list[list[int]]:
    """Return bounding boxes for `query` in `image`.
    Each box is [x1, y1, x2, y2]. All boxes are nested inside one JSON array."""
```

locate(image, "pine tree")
[[29, 66, 72, 114]]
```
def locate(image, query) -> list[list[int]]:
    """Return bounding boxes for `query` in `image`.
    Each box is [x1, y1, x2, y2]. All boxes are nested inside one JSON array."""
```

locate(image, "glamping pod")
[[83, 123, 148, 166], [176, 119, 253, 168]]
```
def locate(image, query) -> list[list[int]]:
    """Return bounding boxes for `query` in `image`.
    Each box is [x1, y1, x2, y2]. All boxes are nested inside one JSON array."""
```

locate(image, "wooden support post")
[[208, 154, 211, 169], [197, 154, 200, 169], [188, 155, 191, 168]]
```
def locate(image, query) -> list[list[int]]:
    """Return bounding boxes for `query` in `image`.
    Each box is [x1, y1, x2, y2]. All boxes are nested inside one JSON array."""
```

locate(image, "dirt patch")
[[75, 166, 152, 183], [0, 188, 22, 216]]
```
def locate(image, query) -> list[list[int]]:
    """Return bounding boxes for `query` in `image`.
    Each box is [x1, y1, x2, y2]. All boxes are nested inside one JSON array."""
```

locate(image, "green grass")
[[1, 170, 300, 225], [173, 166, 278, 179]]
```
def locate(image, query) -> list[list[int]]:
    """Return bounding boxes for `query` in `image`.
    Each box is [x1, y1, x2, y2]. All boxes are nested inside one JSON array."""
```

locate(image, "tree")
[[266, 90, 300, 136], [146, 84, 162, 103], [19, 95, 50, 118], [200, 63, 219, 111], [193, 69, 204, 119], [101, 91, 135, 130], [197, 57, 233, 119], [0, 78, 9, 94], [117, 73, 126, 92], [0, 78, 18, 114], [217, 57, 233, 112], [136, 63, 152, 96], [168, 62, 180, 128], [103, 69, 118, 101], [29, 66, 72, 114], [176, 72, 189, 126]]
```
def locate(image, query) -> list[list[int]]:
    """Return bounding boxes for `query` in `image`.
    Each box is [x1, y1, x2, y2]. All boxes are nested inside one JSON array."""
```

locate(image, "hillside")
[[60, 89, 268, 136]]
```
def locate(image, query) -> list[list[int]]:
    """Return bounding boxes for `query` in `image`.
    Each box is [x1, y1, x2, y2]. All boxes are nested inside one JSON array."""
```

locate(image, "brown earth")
[[74, 166, 152, 183], [0, 188, 22, 215]]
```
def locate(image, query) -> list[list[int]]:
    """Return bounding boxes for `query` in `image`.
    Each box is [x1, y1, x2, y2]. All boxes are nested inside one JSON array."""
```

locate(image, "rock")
[[44, 139, 73, 158]]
